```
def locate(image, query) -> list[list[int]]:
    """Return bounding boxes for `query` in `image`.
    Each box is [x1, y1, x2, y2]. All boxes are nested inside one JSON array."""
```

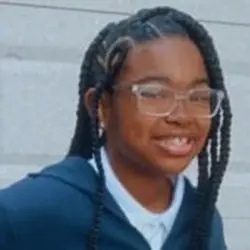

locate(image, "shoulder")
[[209, 208, 227, 250], [0, 156, 96, 249], [0, 156, 94, 207], [182, 178, 227, 249]]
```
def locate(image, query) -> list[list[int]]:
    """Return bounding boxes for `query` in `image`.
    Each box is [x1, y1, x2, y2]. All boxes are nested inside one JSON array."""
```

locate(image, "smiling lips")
[[154, 136, 195, 156]]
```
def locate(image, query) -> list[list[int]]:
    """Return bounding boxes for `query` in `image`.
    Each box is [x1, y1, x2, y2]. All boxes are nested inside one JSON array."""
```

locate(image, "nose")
[[165, 100, 193, 124]]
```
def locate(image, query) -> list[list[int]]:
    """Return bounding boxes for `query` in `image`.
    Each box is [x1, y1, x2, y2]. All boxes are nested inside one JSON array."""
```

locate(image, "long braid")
[[88, 45, 129, 250], [191, 147, 209, 250], [206, 100, 232, 235], [191, 111, 221, 249], [88, 83, 106, 250], [68, 23, 116, 158], [66, 22, 118, 249], [171, 10, 232, 249], [210, 113, 220, 170]]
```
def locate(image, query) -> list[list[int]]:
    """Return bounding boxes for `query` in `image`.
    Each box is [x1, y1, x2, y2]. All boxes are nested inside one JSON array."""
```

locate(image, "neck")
[[105, 146, 173, 213]]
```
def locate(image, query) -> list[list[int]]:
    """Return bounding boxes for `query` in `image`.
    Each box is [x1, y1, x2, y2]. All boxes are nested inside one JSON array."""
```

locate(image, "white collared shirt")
[[89, 148, 185, 250]]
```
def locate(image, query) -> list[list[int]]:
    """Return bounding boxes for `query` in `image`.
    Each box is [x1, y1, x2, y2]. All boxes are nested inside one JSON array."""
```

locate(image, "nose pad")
[[166, 99, 191, 122]]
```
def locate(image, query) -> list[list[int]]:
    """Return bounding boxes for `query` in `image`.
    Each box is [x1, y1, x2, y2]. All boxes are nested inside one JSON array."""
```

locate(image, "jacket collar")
[[29, 156, 128, 221], [29, 156, 195, 227]]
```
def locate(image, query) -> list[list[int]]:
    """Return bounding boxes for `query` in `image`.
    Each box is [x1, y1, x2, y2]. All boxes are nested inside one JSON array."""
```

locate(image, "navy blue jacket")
[[0, 157, 227, 250]]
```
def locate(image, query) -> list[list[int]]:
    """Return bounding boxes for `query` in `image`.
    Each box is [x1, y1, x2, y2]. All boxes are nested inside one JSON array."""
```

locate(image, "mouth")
[[153, 136, 195, 157]]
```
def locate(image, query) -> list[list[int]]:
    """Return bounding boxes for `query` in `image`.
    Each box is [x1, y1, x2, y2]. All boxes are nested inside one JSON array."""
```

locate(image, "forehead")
[[117, 35, 208, 88]]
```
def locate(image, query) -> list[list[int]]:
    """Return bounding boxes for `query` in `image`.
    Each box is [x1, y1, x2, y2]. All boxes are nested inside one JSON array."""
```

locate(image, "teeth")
[[173, 137, 188, 145]]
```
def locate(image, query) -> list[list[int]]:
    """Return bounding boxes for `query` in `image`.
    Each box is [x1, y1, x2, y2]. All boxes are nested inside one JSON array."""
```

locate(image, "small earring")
[[98, 122, 105, 137]]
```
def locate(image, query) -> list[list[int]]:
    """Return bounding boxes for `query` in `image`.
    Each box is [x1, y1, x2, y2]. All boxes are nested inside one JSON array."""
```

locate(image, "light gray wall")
[[0, 1, 249, 249]]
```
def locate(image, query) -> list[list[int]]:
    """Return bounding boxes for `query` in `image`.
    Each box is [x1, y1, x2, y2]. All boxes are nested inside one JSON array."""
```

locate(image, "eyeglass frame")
[[111, 82, 225, 118]]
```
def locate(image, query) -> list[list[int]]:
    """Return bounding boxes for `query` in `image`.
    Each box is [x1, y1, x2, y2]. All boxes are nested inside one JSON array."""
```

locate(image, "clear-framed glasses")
[[114, 82, 224, 118]]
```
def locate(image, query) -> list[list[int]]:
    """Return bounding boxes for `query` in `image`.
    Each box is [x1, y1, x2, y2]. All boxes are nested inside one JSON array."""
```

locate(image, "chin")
[[155, 157, 194, 176]]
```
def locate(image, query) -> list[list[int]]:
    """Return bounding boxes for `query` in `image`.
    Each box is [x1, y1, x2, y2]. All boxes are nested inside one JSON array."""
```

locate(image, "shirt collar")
[[89, 147, 185, 230]]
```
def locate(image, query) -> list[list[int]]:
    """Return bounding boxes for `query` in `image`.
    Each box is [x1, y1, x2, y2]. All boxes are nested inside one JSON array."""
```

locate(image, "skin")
[[85, 35, 211, 213]]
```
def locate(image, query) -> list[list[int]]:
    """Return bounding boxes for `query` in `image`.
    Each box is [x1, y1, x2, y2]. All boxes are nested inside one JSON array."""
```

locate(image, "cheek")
[[111, 98, 155, 145], [197, 118, 211, 144], [121, 113, 154, 142]]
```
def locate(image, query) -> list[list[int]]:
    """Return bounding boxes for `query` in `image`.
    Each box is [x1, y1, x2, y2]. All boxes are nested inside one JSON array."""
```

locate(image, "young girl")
[[0, 6, 231, 250]]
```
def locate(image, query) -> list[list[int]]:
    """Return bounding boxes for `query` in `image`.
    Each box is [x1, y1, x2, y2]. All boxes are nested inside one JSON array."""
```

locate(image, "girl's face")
[[96, 35, 211, 176]]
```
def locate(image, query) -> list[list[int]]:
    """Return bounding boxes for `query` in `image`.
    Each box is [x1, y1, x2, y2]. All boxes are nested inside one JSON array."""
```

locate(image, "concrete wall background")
[[0, 1, 249, 249]]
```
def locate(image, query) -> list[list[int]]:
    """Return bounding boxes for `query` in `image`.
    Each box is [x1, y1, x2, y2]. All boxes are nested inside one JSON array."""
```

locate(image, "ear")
[[84, 88, 95, 116], [98, 94, 112, 130], [84, 88, 108, 128]]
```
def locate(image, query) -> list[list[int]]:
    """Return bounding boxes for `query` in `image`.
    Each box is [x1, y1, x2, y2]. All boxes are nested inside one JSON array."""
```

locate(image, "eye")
[[189, 89, 211, 103], [137, 84, 171, 99]]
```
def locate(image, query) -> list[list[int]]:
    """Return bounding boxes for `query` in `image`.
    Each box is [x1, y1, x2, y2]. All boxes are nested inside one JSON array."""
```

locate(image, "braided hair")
[[68, 6, 232, 250]]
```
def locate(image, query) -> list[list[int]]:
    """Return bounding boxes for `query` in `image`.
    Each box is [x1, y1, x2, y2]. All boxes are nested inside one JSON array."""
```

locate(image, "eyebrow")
[[192, 78, 210, 86], [132, 75, 210, 87]]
